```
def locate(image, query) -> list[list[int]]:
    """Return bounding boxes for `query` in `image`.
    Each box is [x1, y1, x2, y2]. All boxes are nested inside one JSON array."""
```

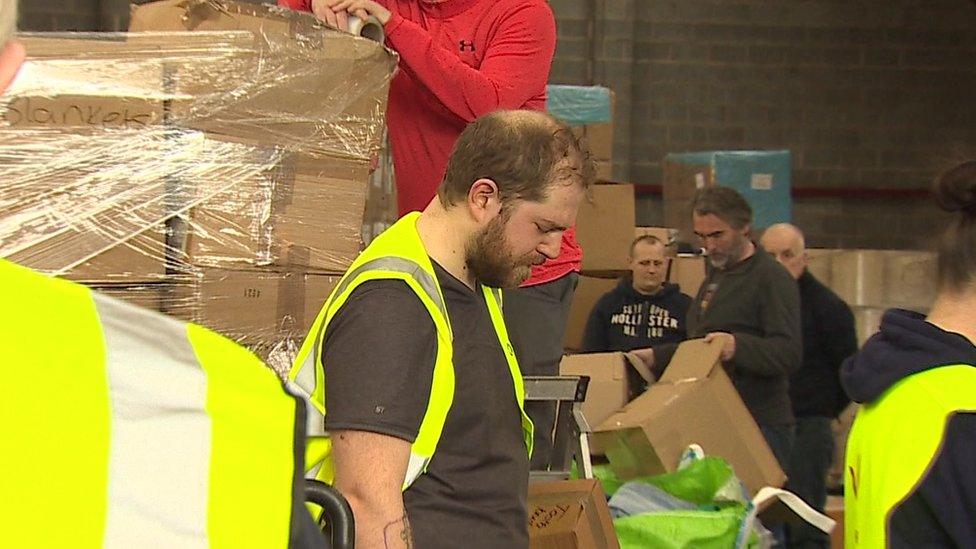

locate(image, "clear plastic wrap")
[[0, 18, 396, 364]]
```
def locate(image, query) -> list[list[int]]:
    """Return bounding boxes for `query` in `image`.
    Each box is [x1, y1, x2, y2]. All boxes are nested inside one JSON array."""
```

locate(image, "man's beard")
[[708, 234, 747, 270], [465, 214, 541, 288]]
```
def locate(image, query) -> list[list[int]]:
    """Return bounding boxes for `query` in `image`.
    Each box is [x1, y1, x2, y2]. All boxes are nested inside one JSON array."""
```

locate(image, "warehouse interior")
[[6, 1, 976, 548]]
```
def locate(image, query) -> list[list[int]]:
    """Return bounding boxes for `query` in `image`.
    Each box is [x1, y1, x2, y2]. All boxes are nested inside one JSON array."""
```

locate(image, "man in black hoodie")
[[582, 235, 692, 353], [841, 160, 976, 548], [762, 223, 857, 549]]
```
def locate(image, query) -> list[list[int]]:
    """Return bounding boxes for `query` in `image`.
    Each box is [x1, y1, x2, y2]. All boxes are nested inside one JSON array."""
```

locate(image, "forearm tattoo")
[[383, 513, 413, 548]]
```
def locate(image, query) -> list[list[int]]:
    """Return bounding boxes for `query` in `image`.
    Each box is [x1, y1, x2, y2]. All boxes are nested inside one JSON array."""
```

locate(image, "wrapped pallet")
[[0, 5, 396, 366]]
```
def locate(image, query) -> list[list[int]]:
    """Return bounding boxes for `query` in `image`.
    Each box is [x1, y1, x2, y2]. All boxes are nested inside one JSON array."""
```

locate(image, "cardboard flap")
[[623, 351, 655, 383], [659, 338, 723, 383], [592, 381, 699, 432], [560, 352, 627, 381]]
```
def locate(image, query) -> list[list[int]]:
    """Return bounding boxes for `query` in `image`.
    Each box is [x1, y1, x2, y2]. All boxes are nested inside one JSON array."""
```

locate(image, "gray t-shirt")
[[321, 262, 530, 549]]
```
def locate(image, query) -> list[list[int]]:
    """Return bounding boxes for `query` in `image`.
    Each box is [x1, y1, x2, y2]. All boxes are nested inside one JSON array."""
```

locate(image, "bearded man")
[[638, 186, 802, 472], [287, 109, 593, 549]]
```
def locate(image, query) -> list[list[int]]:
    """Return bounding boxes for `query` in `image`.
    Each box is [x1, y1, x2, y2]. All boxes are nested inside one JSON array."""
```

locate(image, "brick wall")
[[550, 0, 976, 249]]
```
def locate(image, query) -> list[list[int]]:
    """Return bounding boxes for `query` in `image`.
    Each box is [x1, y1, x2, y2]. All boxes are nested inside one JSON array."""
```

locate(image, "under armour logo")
[[459, 40, 475, 52]]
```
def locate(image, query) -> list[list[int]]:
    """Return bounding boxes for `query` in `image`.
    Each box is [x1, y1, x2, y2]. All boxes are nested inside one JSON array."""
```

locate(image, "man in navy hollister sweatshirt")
[[582, 235, 692, 353]]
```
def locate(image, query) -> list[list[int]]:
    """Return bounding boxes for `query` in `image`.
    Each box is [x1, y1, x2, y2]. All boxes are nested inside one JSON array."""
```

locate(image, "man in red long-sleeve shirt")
[[279, 0, 581, 469]]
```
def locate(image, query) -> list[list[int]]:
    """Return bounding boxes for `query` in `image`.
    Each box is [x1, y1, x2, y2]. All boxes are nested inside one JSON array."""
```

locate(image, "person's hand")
[[310, 0, 349, 30], [328, 0, 392, 25], [704, 332, 736, 362]]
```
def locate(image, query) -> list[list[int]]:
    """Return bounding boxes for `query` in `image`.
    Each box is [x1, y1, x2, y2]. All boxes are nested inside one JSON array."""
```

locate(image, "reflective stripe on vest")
[[844, 364, 976, 548], [481, 285, 534, 457], [289, 212, 533, 491], [0, 259, 300, 548]]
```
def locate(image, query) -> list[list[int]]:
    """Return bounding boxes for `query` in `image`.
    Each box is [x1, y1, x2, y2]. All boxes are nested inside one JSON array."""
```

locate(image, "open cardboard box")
[[592, 338, 786, 496], [559, 351, 654, 455], [527, 479, 619, 549]]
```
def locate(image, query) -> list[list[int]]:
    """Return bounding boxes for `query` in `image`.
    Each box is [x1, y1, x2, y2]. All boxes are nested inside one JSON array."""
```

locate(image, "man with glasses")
[[638, 186, 802, 472]]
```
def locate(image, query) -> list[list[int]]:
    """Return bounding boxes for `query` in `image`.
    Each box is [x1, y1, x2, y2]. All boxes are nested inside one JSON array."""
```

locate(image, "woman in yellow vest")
[[842, 159, 976, 548], [288, 110, 594, 548]]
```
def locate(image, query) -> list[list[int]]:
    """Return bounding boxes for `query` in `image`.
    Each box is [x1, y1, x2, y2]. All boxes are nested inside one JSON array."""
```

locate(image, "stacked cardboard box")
[[807, 248, 938, 494], [562, 183, 637, 351], [546, 85, 614, 182], [806, 248, 937, 345], [0, 2, 396, 362], [663, 151, 792, 243], [668, 254, 707, 298]]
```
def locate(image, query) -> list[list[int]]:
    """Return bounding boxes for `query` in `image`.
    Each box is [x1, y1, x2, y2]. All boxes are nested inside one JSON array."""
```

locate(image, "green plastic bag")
[[614, 507, 753, 549], [610, 458, 760, 549], [637, 457, 744, 507]]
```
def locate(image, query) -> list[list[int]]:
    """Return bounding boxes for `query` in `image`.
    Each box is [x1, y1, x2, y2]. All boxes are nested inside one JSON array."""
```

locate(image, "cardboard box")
[[3, 21, 394, 284], [883, 250, 936, 310], [560, 351, 653, 455], [830, 250, 886, 308], [128, 0, 396, 156], [593, 338, 786, 496], [817, 249, 935, 311], [185, 151, 368, 272], [585, 121, 614, 162], [668, 254, 706, 297], [7, 223, 169, 284], [563, 275, 620, 351], [805, 248, 836, 287], [527, 479, 619, 549], [92, 283, 169, 312], [594, 159, 613, 182], [576, 184, 635, 272], [661, 198, 694, 245], [547, 85, 614, 163], [0, 126, 174, 282], [63, 230, 168, 283], [559, 352, 651, 432], [663, 160, 713, 202], [663, 151, 792, 243], [169, 267, 340, 344], [853, 306, 884, 347]]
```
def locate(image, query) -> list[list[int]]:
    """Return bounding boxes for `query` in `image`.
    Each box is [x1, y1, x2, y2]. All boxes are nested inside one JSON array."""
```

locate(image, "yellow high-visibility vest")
[[288, 212, 533, 489], [845, 363, 976, 548], [0, 259, 305, 548]]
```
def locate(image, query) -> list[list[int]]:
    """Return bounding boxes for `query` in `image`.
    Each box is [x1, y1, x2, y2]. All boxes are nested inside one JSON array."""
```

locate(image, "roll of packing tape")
[[347, 15, 385, 43]]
